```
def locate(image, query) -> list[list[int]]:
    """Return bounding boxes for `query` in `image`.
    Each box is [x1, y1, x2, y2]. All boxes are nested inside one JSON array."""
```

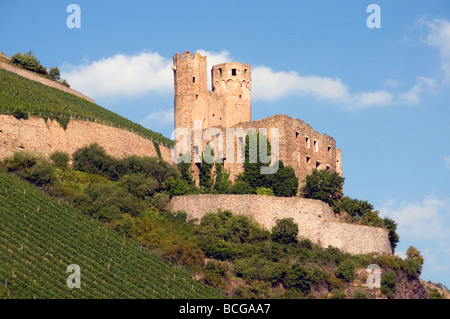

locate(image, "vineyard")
[[0, 169, 223, 299], [0, 68, 174, 147]]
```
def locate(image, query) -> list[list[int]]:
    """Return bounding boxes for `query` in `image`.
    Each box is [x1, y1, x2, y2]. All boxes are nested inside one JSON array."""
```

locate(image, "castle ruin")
[[172, 51, 342, 186]]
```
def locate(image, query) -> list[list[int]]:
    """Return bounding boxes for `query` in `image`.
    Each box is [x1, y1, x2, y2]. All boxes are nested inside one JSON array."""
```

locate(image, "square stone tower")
[[172, 51, 251, 136]]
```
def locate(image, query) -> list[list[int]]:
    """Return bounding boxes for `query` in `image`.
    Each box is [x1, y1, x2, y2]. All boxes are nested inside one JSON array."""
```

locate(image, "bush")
[[336, 259, 356, 282], [288, 263, 312, 293], [2, 151, 39, 172], [12, 109, 29, 120], [271, 164, 298, 197], [256, 187, 274, 196], [164, 176, 196, 197], [381, 270, 397, 298], [26, 161, 56, 186], [119, 174, 158, 199], [330, 289, 347, 299], [49, 67, 61, 81], [10, 51, 48, 75], [230, 179, 254, 194], [162, 242, 205, 267], [271, 218, 299, 245], [232, 281, 271, 299], [302, 169, 344, 211], [72, 143, 118, 180], [202, 261, 229, 292], [353, 289, 370, 299], [50, 151, 70, 169]]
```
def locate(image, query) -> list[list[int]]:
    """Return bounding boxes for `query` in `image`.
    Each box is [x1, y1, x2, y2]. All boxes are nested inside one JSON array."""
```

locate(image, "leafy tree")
[[381, 270, 397, 298], [118, 174, 158, 200], [49, 67, 61, 80], [178, 160, 195, 185], [406, 246, 424, 276], [288, 263, 312, 293], [164, 176, 195, 197], [50, 151, 70, 169], [10, 51, 48, 75], [271, 218, 299, 245], [26, 161, 56, 186], [383, 217, 399, 253], [213, 163, 232, 194], [230, 178, 254, 194], [72, 143, 118, 180], [241, 131, 272, 190], [339, 196, 374, 219], [336, 259, 356, 282], [302, 168, 344, 211], [271, 162, 298, 197], [199, 145, 214, 190]]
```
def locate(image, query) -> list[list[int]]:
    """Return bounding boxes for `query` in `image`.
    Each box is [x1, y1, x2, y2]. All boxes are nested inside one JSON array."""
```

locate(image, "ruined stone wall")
[[168, 194, 392, 255], [0, 61, 95, 104], [0, 115, 172, 162]]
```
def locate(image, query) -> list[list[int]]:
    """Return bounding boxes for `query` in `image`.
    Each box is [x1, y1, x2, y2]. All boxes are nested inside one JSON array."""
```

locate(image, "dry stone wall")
[[168, 194, 392, 255], [0, 115, 172, 162]]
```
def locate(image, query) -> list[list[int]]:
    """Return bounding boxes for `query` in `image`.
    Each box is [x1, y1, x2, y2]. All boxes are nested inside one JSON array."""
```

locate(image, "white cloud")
[[421, 18, 450, 83], [380, 195, 450, 240], [196, 49, 233, 89], [61, 51, 173, 99], [353, 90, 393, 108], [399, 76, 436, 105], [140, 109, 174, 128]]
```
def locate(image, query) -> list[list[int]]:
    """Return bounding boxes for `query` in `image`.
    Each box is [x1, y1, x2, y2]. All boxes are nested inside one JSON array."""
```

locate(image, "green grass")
[[0, 168, 223, 299], [0, 68, 174, 147]]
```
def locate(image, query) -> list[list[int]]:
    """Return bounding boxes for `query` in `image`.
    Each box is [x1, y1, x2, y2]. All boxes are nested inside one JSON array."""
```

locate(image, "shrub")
[[232, 281, 271, 299], [230, 179, 254, 194], [336, 259, 356, 282], [353, 289, 370, 299], [162, 242, 205, 267], [213, 163, 232, 194], [149, 193, 170, 211], [302, 169, 344, 211], [10, 51, 48, 75], [25, 161, 56, 186], [49, 67, 61, 81], [2, 151, 39, 172], [50, 151, 70, 169], [72, 143, 118, 180], [381, 270, 397, 298], [202, 261, 229, 292], [288, 263, 312, 293], [330, 289, 347, 299], [12, 109, 29, 120], [256, 187, 274, 196], [119, 174, 158, 199], [271, 218, 299, 245], [271, 164, 299, 197], [428, 288, 445, 299], [164, 176, 196, 197]]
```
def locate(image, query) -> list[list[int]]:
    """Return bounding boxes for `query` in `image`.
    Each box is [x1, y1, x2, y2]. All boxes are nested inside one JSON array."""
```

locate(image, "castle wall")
[[0, 115, 172, 163], [0, 61, 95, 104], [167, 194, 392, 255]]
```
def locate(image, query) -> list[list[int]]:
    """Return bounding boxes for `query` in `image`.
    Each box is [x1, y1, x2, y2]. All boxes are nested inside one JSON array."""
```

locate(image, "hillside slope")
[[0, 67, 173, 147], [0, 169, 223, 299]]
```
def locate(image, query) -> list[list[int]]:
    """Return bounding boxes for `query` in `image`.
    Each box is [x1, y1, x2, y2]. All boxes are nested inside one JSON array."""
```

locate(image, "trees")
[[10, 51, 48, 75], [271, 218, 299, 245], [302, 168, 344, 210], [49, 67, 61, 81]]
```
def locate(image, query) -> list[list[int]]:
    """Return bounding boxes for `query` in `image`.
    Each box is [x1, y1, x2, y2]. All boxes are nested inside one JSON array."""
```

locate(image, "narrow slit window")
[[232, 69, 237, 76], [305, 137, 310, 148], [193, 77, 196, 83], [219, 68, 222, 76], [314, 140, 318, 152], [295, 132, 299, 138], [328, 146, 331, 152], [196, 94, 198, 99], [326, 165, 330, 170], [306, 156, 311, 163], [316, 161, 321, 169]]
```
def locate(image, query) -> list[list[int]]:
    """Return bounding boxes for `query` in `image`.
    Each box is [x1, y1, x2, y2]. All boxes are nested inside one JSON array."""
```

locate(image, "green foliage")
[[232, 281, 271, 299], [26, 161, 56, 186], [330, 289, 347, 299], [230, 179, 254, 194], [302, 169, 344, 210], [383, 217, 399, 253], [339, 196, 374, 219], [288, 263, 312, 293], [199, 145, 214, 190], [118, 174, 158, 200], [271, 163, 299, 197], [72, 143, 119, 180], [381, 270, 397, 298], [213, 163, 232, 194], [336, 259, 356, 282], [178, 160, 195, 185], [10, 51, 47, 75], [0, 169, 223, 299], [162, 241, 205, 267], [49, 67, 61, 80], [164, 176, 197, 197], [12, 108, 29, 120], [353, 289, 370, 299], [428, 288, 445, 299], [271, 218, 299, 245], [256, 187, 274, 196], [2, 151, 40, 172], [50, 151, 70, 169], [202, 261, 229, 292], [0, 68, 173, 147]]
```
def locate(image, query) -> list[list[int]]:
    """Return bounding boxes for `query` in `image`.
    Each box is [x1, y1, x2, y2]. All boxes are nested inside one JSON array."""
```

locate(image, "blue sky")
[[1, 1, 450, 288]]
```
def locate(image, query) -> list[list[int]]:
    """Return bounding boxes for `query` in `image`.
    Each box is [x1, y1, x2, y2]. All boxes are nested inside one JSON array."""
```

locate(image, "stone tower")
[[172, 51, 252, 136], [211, 63, 251, 128], [172, 52, 208, 135]]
